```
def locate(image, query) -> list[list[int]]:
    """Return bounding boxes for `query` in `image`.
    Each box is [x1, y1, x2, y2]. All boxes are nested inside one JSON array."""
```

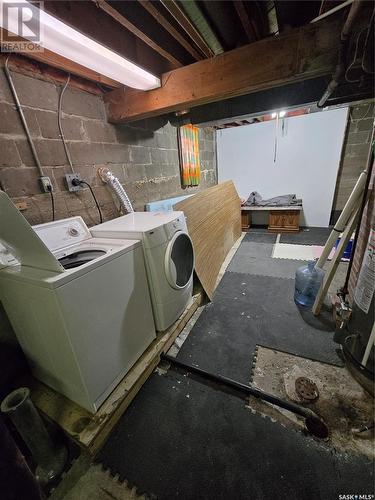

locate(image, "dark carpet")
[[177, 272, 341, 383], [280, 227, 332, 246], [98, 369, 373, 500]]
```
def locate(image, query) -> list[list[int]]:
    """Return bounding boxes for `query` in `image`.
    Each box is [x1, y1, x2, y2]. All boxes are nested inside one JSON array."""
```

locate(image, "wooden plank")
[[105, 16, 342, 123], [174, 181, 241, 299], [30, 293, 202, 453], [160, 0, 213, 58], [0, 29, 121, 89], [94, 0, 183, 68], [138, 0, 203, 61]]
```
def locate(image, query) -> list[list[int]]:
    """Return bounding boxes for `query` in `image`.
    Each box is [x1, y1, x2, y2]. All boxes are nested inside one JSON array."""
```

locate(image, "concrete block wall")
[[331, 101, 374, 223], [0, 68, 217, 226]]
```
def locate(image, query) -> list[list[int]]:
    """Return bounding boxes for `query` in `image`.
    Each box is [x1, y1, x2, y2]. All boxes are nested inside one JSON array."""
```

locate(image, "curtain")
[[178, 124, 201, 187]]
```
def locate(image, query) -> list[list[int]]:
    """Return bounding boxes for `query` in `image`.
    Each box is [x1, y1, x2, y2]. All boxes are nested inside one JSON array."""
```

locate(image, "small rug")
[[272, 243, 336, 261]]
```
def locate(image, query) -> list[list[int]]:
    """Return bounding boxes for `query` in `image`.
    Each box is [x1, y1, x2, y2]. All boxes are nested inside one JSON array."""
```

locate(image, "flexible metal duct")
[[98, 167, 134, 214]]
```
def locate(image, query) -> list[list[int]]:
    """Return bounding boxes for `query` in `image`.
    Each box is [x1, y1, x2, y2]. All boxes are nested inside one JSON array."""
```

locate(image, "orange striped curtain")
[[178, 125, 201, 187]]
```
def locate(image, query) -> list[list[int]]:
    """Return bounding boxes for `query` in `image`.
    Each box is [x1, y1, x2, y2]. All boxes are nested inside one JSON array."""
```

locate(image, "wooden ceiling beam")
[[160, 0, 213, 58], [94, 0, 183, 68], [105, 16, 343, 123], [138, 0, 203, 61]]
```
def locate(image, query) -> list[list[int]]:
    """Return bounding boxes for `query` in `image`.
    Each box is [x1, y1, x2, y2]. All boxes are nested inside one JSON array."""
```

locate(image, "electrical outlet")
[[65, 173, 83, 192], [39, 176, 53, 193]]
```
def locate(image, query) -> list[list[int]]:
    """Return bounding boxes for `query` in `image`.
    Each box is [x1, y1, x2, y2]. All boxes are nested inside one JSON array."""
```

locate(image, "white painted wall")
[[217, 108, 348, 227]]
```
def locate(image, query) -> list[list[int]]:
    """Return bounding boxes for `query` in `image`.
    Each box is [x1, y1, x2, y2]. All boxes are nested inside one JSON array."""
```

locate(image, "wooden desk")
[[241, 206, 302, 232]]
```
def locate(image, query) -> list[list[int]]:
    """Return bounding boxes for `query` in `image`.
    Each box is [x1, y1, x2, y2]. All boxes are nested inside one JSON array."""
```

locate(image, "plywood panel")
[[174, 181, 241, 299]]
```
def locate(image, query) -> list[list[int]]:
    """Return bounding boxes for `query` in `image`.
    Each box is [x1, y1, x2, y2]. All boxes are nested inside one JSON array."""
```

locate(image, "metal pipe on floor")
[[161, 354, 329, 439], [1, 388, 68, 485]]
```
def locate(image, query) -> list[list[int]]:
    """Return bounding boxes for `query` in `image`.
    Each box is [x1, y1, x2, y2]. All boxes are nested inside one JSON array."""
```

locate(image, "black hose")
[[161, 354, 329, 439]]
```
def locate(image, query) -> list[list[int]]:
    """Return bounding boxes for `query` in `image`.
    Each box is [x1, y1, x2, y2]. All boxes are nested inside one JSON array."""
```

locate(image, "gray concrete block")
[[151, 148, 169, 165], [125, 164, 147, 182], [356, 118, 374, 132], [146, 164, 162, 180], [35, 110, 59, 139], [62, 88, 104, 119], [166, 149, 179, 165], [351, 103, 374, 120], [0, 69, 13, 103], [11, 71, 58, 111], [84, 120, 117, 143], [155, 133, 172, 149], [115, 125, 139, 145], [15, 138, 35, 166], [130, 146, 151, 164], [104, 143, 130, 164], [68, 141, 106, 166], [347, 131, 370, 145], [35, 139, 67, 166], [0, 166, 40, 196], [0, 138, 21, 166], [0, 102, 23, 134], [61, 116, 86, 141], [346, 142, 371, 158]]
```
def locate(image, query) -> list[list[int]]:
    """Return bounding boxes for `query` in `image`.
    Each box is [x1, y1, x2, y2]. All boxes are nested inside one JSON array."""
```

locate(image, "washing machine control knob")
[[68, 227, 80, 237]]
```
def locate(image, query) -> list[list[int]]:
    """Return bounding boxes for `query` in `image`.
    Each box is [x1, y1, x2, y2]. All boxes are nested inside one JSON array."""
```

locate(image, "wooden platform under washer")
[[28, 293, 203, 455]]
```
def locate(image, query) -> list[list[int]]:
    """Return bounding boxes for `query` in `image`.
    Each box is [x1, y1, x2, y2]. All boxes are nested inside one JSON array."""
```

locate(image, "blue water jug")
[[294, 261, 324, 308]]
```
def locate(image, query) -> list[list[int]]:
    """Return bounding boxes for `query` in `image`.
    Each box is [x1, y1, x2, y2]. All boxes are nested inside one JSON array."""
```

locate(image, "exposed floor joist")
[[94, 0, 183, 68], [105, 16, 343, 123], [138, 0, 203, 61], [160, 0, 214, 58], [233, 0, 259, 42]]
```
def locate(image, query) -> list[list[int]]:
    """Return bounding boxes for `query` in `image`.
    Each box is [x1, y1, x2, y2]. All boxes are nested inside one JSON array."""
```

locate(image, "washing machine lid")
[[92, 211, 185, 234], [33, 216, 91, 252], [0, 191, 64, 273]]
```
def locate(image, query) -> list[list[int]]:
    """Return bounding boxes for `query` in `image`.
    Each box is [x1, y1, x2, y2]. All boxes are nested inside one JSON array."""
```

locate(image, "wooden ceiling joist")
[[233, 0, 259, 42], [94, 0, 183, 68], [138, 0, 203, 61], [160, 0, 214, 58], [105, 16, 343, 123]]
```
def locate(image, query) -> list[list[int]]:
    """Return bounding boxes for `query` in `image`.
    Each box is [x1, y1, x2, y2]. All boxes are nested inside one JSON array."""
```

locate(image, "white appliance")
[[91, 211, 194, 331], [0, 192, 156, 412]]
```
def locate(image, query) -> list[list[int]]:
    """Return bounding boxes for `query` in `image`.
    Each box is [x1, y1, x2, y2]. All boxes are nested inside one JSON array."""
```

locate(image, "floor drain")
[[295, 377, 319, 402]]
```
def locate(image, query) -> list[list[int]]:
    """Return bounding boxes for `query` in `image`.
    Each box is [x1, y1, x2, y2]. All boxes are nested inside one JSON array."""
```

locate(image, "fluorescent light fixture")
[[271, 112, 277, 118], [279, 110, 286, 118], [0, 0, 161, 90]]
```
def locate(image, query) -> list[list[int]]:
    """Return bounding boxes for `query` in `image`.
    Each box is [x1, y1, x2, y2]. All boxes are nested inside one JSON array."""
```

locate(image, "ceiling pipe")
[[311, 0, 354, 24], [317, 0, 363, 108]]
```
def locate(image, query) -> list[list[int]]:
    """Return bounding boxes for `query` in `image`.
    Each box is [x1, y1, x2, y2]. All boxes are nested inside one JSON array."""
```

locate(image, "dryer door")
[[165, 231, 194, 289]]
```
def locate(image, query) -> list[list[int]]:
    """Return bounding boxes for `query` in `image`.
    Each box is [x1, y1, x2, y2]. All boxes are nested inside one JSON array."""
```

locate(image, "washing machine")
[[91, 211, 194, 331], [0, 192, 156, 412]]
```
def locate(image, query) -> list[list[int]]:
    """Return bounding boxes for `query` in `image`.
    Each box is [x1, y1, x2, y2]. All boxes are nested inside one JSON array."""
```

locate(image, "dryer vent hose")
[[98, 167, 134, 214]]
